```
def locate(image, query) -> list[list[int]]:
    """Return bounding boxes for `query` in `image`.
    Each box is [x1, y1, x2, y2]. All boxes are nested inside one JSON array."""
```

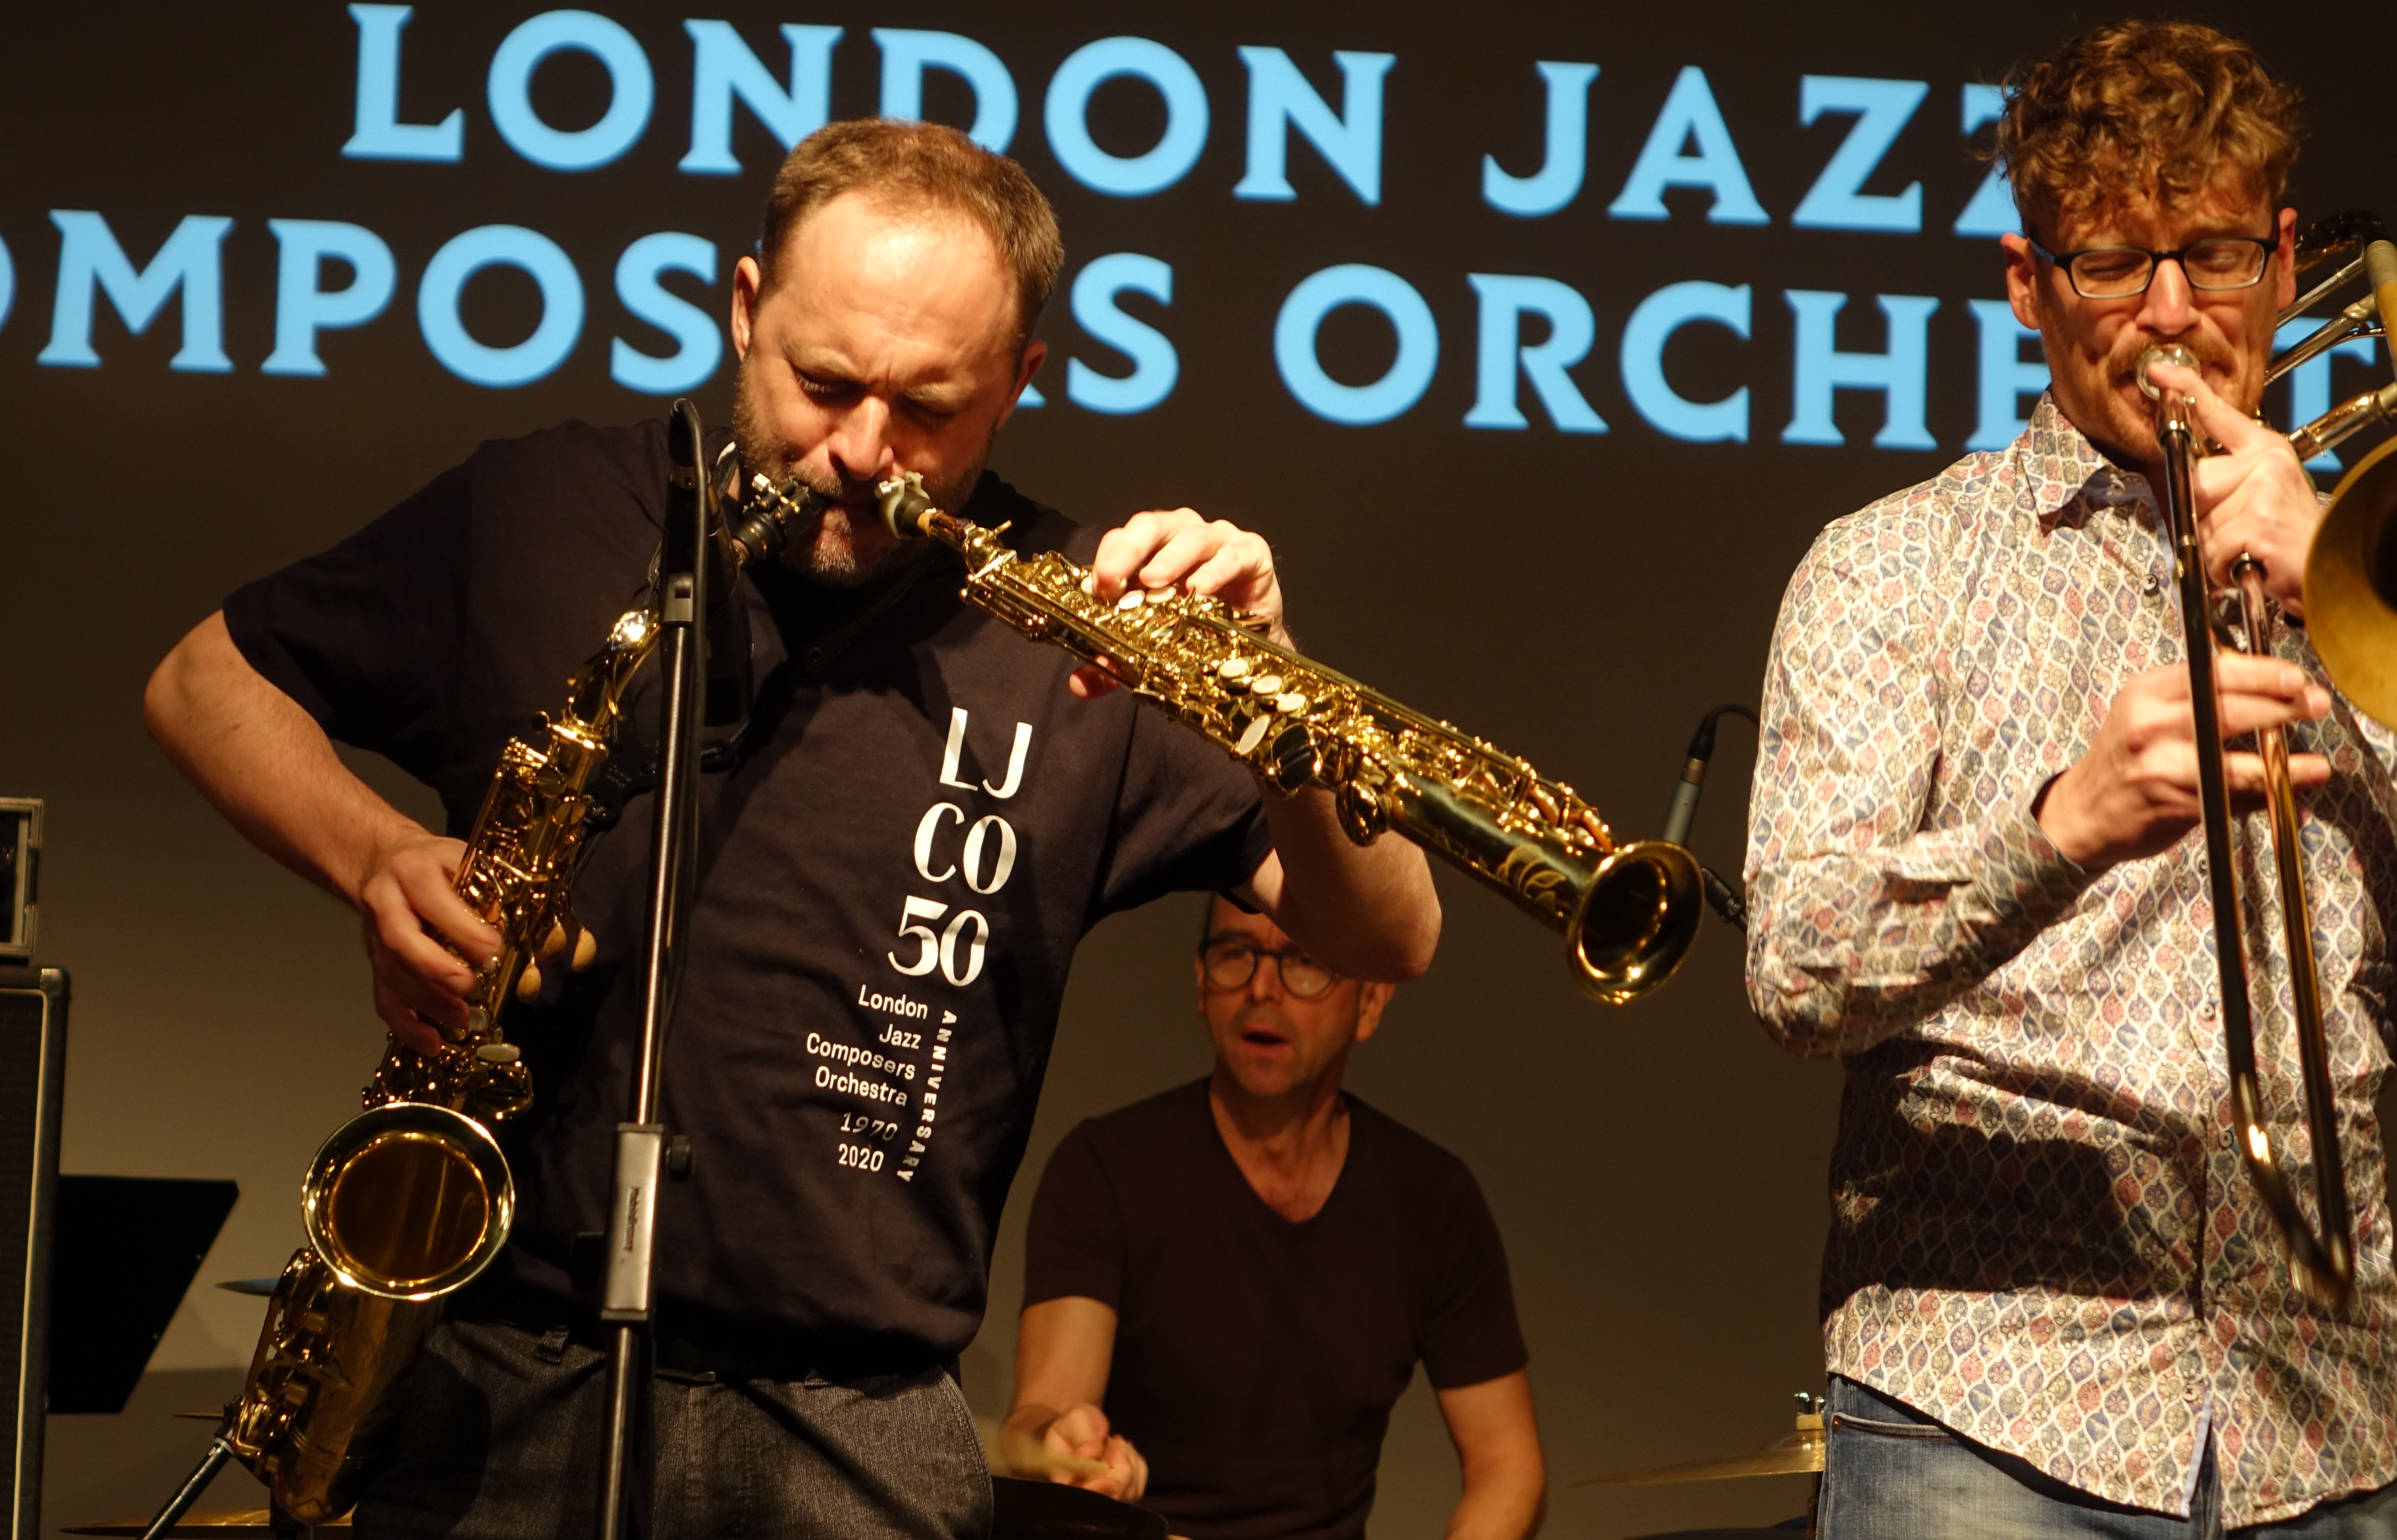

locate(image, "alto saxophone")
[[749, 472, 1701, 1003], [138, 432, 794, 1535], [217, 602, 664, 1520]]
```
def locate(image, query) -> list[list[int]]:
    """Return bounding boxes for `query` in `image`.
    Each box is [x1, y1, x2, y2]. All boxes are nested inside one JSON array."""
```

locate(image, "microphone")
[[663, 402, 753, 730], [1662, 704, 1757, 846], [1660, 704, 1757, 928]]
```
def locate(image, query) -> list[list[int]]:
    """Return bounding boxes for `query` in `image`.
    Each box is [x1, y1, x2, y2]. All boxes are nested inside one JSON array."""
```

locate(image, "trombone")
[[2142, 211, 2397, 1310]]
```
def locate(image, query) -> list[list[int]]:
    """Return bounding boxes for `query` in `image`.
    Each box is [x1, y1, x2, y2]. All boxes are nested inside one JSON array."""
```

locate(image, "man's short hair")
[[759, 118, 1065, 349], [1996, 20, 2304, 238]]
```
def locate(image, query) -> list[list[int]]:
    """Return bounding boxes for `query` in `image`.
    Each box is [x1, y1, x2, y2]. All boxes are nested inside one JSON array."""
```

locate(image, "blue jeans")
[[352, 1318, 992, 1539], [1819, 1377, 2397, 1540]]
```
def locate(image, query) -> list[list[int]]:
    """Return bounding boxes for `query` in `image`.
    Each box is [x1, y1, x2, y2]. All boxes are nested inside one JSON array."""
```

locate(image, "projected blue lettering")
[[1463, 274, 1605, 433], [1234, 49, 1393, 206], [343, 4, 463, 162], [1783, 291, 1940, 449], [1275, 265, 1438, 425], [1044, 38, 1209, 198], [40, 211, 233, 373], [1953, 85, 2020, 238], [489, 10, 655, 171], [1066, 254, 1177, 415], [1967, 299, 2047, 451], [418, 225, 584, 388], [611, 232, 719, 395], [1790, 77, 1928, 233], [1608, 66, 1768, 225], [26, 16, 2096, 454], [1483, 62, 1598, 218], [679, 20, 839, 175], [1621, 281, 1752, 442], [876, 28, 1017, 153], [263, 219, 398, 377]]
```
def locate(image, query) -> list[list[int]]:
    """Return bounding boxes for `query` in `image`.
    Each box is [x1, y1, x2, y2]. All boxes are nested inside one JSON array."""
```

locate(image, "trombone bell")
[[2304, 435, 2397, 731]]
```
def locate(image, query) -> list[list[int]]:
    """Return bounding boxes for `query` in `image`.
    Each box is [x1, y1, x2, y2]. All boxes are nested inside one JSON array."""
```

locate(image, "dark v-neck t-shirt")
[[221, 418, 1273, 1373], [1024, 1080, 1528, 1540]]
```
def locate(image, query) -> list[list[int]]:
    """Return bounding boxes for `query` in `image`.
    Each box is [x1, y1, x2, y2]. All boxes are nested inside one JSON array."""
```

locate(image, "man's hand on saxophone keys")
[[357, 827, 499, 1055], [1070, 508, 1288, 701]]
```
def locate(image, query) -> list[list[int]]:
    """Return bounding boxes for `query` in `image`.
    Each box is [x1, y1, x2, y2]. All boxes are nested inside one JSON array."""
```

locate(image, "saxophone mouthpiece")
[[729, 474, 824, 565], [876, 471, 937, 538]]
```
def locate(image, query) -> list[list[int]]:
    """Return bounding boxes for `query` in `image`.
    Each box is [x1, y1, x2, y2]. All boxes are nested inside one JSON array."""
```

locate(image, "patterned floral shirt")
[[1745, 395, 2397, 1525]]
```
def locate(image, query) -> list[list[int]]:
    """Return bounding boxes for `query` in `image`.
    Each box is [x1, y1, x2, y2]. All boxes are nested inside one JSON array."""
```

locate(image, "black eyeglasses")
[[2026, 233, 2278, 299], [1199, 938, 1338, 1000]]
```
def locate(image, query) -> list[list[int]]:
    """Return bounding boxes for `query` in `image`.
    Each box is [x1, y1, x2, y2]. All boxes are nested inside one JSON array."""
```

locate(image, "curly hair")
[[759, 119, 1063, 350], [1996, 20, 2304, 237]]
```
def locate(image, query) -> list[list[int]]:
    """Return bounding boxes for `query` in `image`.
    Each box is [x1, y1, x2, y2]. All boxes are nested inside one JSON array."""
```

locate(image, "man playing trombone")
[[1746, 20, 2397, 1535]]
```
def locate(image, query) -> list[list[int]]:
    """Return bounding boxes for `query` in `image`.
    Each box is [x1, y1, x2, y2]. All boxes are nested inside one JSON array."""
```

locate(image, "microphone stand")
[[594, 398, 717, 1540]]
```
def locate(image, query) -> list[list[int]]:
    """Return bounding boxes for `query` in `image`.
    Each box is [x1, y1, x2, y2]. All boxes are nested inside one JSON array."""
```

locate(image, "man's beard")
[[731, 357, 995, 589], [2079, 332, 2252, 473]]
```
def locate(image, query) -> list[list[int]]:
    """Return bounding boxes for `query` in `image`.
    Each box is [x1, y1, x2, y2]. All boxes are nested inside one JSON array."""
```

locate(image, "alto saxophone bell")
[[302, 1102, 514, 1300]]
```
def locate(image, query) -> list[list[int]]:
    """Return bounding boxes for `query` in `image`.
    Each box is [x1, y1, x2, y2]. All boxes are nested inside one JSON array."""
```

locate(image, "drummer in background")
[[1004, 895, 1544, 1540]]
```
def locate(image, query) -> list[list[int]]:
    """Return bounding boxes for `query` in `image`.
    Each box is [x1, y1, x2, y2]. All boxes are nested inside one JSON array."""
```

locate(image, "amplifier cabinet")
[[0, 967, 64, 1540]]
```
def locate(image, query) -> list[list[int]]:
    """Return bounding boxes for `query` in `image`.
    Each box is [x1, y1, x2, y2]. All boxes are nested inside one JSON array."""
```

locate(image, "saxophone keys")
[[1276, 692, 1308, 715], [515, 963, 543, 1003], [538, 920, 570, 961], [1235, 716, 1272, 755], [1218, 657, 1253, 680], [573, 927, 597, 970], [1116, 590, 1147, 611], [476, 1043, 522, 1064]]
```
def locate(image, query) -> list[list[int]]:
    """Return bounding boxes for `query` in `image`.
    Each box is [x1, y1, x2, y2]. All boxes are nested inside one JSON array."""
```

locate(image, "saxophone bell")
[[303, 1102, 514, 1300], [1569, 841, 1705, 1005]]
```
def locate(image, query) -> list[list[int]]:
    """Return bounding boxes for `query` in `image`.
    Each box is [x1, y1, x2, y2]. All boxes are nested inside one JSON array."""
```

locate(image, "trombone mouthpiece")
[[2139, 344, 2198, 399]]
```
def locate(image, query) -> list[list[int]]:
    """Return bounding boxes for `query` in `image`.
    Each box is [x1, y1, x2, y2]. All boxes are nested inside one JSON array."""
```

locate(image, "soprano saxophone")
[[749, 472, 1702, 1003]]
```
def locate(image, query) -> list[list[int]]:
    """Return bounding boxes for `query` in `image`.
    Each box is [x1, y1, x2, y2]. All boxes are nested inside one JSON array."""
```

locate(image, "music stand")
[[48, 1176, 238, 1415]]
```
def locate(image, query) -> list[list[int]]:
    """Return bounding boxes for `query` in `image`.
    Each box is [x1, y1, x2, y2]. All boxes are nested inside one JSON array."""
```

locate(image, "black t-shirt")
[[1024, 1080, 1528, 1540], [222, 419, 1272, 1373]]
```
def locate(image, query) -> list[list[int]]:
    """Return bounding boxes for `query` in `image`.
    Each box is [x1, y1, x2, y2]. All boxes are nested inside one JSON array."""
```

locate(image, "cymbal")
[[67, 1514, 350, 1536], [1573, 1420, 1825, 1487]]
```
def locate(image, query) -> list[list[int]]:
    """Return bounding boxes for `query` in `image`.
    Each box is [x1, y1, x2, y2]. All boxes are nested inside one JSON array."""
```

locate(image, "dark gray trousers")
[[351, 1318, 992, 1540]]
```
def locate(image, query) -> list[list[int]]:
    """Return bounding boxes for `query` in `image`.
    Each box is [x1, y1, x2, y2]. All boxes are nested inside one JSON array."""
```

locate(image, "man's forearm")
[[1253, 786, 1439, 982], [1446, 1458, 1544, 1540], [144, 611, 422, 908]]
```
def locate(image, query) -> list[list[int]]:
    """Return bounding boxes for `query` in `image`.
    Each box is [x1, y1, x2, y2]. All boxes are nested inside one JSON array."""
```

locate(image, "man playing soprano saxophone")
[[144, 120, 1436, 1537], [1745, 21, 2397, 1537]]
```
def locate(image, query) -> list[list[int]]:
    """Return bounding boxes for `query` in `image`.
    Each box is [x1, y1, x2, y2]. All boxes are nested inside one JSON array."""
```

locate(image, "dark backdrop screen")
[[3, 3, 2389, 1534]]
